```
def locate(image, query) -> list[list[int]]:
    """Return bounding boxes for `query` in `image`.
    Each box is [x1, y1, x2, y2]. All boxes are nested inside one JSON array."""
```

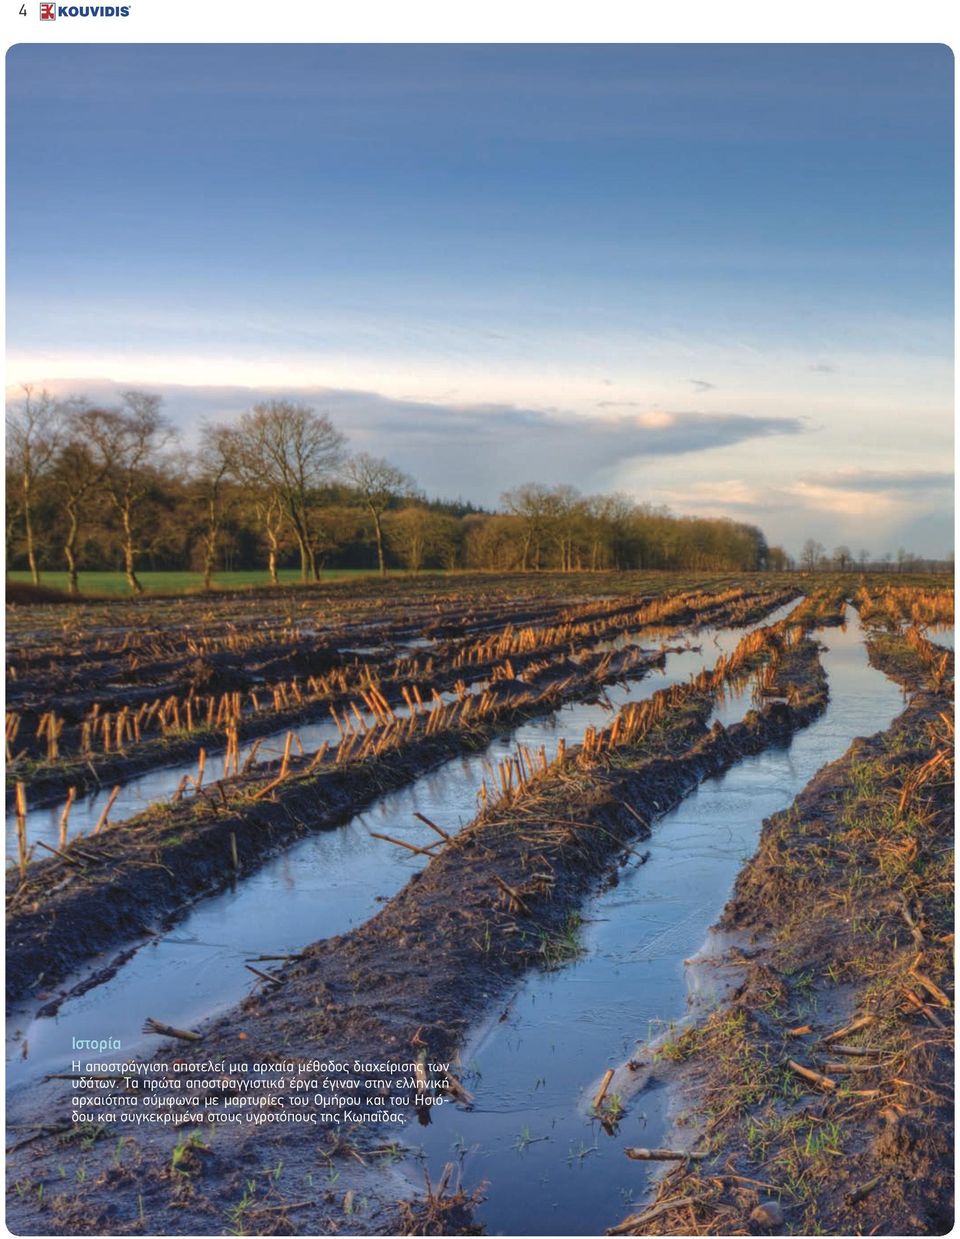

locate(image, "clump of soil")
[[183, 653, 252, 694]]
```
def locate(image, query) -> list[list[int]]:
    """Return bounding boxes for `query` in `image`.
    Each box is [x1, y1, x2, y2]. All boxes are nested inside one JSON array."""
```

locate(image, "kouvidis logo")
[[40, 2, 131, 15]]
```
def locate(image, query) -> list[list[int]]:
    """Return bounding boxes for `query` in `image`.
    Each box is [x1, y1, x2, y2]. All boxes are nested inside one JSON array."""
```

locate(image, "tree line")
[[798, 539, 950, 575], [7, 386, 807, 593]]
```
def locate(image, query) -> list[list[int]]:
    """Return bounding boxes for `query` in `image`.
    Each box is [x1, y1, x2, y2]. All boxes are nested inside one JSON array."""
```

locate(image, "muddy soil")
[[6, 641, 668, 1003], [4, 638, 827, 1236], [8, 587, 794, 808], [7, 570, 770, 644], [9, 593, 628, 757], [604, 632, 953, 1236], [5, 592, 592, 710], [8, 592, 802, 999], [6, 580, 685, 700]]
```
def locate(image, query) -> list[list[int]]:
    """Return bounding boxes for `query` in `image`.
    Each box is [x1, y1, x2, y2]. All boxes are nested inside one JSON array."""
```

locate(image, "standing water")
[[5, 603, 797, 858], [6, 604, 798, 1099], [410, 610, 909, 1235]]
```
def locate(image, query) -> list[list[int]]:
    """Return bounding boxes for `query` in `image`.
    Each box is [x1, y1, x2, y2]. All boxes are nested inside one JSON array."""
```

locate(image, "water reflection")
[[6, 604, 796, 1098], [411, 610, 907, 1235]]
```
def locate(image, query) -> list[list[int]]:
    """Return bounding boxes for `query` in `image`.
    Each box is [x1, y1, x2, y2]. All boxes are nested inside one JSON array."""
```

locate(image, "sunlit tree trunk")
[[22, 476, 40, 585], [371, 509, 386, 577], [63, 500, 80, 594], [121, 504, 143, 594]]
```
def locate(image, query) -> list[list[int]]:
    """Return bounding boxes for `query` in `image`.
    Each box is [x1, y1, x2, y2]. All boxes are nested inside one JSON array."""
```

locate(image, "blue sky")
[[6, 43, 954, 554]]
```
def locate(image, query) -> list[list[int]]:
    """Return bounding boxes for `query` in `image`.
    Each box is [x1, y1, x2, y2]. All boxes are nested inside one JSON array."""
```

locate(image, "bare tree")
[[500, 484, 584, 572], [195, 425, 234, 590], [584, 492, 634, 570], [344, 453, 415, 577], [49, 402, 106, 595], [6, 386, 63, 584], [857, 547, 871, 572], [254, 491, 287, 584], [766, 545, 792, 571], [384, 506, 458, 573], [800, 538, 825, 572], [543, 485, 583, 572], [83, 391, 173, 594], [230, 402, 345, 581], [833, 544, 853, 572], [501, 483, 553, 571], [209, 424, 284, 583]]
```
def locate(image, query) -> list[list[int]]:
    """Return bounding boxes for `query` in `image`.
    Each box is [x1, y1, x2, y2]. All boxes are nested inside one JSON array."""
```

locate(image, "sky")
[[5, 43, 954, 556]]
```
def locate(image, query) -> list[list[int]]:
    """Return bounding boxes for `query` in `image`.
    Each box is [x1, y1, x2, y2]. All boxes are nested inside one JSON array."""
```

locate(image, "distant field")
[[5, 568, 430, 597], [6, 566, 951, 604]]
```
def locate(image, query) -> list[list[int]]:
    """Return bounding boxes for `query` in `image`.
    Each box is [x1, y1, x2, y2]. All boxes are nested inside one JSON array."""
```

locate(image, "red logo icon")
[[40, 2, 56, 16]]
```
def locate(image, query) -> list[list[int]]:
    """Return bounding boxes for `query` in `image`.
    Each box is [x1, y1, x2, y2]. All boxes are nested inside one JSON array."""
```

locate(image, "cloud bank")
[[10, 377, 805, 503]]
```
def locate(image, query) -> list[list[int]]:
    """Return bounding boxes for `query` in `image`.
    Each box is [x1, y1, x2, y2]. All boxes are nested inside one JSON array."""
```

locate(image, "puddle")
[[5, 603, 797, 1101], [409, 608, 908, 1235]]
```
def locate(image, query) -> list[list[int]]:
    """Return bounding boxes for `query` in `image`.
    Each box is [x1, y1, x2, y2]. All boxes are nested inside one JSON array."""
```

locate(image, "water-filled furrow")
[[408, 609, 909, 1236], [6, 683, 465, 857], [5, 600, 798, 859], [5, 602, 798, 1097]]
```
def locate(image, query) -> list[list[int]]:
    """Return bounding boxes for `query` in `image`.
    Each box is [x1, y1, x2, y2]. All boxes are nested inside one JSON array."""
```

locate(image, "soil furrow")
[[4, 634, 827, 1236], [602, 627, 953, 1237]]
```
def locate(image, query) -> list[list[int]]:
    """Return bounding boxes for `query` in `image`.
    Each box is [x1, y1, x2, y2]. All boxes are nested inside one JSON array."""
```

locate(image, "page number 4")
[[19, 4, 27, 12]]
